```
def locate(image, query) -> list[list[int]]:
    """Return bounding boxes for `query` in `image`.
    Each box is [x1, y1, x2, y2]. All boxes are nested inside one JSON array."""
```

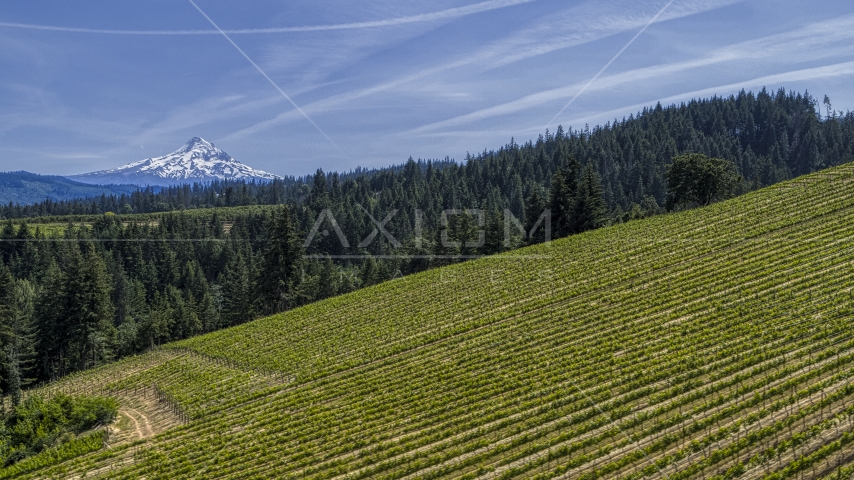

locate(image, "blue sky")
[[1, 0, 853, 177]]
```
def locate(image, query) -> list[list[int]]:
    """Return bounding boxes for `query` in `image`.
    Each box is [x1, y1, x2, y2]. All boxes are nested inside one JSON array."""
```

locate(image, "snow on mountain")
[[67, 137, 281, 186]]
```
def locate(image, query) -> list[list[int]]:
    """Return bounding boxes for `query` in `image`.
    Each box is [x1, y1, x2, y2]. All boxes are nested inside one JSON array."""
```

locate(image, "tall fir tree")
[[257, 206, 303, 315], [221, 250, 253, 326], [549, 153, 581, 238], [572, 164, 607, 234], [65, 245, 116, 371], [2, 279, 38, 406], [35, 261, 68, 379], [524, 188, 548, 245]]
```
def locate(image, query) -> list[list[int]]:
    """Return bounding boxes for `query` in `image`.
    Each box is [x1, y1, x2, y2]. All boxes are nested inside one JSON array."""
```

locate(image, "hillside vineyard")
[[10, 164, 854, 479]]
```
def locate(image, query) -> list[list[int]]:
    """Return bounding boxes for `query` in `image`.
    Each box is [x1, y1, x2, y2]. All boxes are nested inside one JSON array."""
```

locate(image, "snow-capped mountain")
[[67, 137, 281, 186]]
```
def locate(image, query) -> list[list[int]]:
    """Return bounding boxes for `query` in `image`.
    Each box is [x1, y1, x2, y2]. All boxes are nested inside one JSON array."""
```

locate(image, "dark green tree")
[[115, 279, 146, 356], [360, 256, 379, 287], [221, 251, 253, 326], [666, 153, 742, 208], [572, 165, 607, 233], [549, 154, 581, 238], [2, 279, 38, 406], [524, 187, 548, 245], [35, 262, 68, 379], [67, 246, 116, 371], [257, 206, 303, 315]]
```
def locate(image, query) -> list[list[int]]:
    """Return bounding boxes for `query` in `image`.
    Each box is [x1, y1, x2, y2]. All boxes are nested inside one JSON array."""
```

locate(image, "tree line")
[[4, 88, 852, 222], [0, 88, 852, 399]]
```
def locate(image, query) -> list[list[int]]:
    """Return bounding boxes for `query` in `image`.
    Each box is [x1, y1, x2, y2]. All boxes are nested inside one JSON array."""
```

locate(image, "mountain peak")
[[67, 138, 280, 186], [180, 136, 216, 152]]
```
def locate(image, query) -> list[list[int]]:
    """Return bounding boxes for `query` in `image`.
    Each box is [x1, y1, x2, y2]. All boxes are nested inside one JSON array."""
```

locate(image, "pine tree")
[[482, 209, 505, 255], [309, 169, 329, 211], [572, 165, 607, 233], [0, 261, 12, 328], [145, 289, 175, 346], [360, 256, 379, 287], [0, 221, 14, 264], [221, 251, 253, 326], [3, 279, 38, 405], [549, 154, 580, 238], [317, 256, 339, 300], [0, 262, 14, 399], [35, 261, 68, 379], [525, 188, 548, 245], [257, 206, 303, 315], [66, 245, 116, 371]]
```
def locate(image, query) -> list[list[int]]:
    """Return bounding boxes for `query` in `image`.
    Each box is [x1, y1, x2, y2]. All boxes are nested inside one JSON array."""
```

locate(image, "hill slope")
[[14, 164, 854, 479], [0, 171, 138, 205]]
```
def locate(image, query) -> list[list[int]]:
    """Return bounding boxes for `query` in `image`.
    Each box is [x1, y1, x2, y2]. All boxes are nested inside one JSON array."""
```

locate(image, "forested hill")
[[3, 88, 852, 221], [13, 158, 854, 479], [1, 86, 852, 399], [0, 171, 139, 206]]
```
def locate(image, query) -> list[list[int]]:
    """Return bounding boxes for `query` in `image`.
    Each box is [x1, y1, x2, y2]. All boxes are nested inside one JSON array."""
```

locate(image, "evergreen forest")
[[1, 88, 853, 403]]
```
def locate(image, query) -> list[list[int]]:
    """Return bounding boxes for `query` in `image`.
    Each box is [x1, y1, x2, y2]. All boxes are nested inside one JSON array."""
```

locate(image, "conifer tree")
[[525, 188, 548, 245], [66, 245, 116, 370], [257, 206, 303, 315], [222, 251, 253, 326], [317, 256, 339, 300], [572, 165, 607, 233], [360, 256, 379, 287], [3, 279, 38, 406], [549, 153, 581, 238], [0, 261, 12, 328], [35, 262, 67, 379]]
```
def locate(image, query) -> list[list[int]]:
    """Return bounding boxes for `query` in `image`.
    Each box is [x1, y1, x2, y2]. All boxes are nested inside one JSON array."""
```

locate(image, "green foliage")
[[1, 87, 854, 401], [0, 430, 105, 479], [220, 249, 253, 327], [9, 162, 854, 478], [548, 152, 580, 238], [257, 206, 303, 315], [573, 164, 607, 232], [34, 244, 116, 377], [548, 158, 606, 238], [0, 393, 116, 467], [666, 153, 742, 207]]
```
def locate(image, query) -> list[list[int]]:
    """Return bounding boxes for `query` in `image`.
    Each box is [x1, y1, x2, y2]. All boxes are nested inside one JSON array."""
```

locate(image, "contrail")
[[187, 0, 341, 152], [0, 0, 536, 35], [544, 0, 676, 129]]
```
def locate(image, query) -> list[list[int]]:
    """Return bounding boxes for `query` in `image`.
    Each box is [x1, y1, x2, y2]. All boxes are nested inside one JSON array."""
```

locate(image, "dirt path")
[[120, 406, 154, 439], [118, 409, 143, 440]]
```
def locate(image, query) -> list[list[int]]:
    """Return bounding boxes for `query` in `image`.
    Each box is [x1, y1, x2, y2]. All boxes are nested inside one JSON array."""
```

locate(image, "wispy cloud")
[[652, 61, 854, 105], [0, 0, 537, 35], [453, 0, 742, 72], [398, 60, 854, 165], [44, 152, 105, 160], [187, 0, 341, 153], [221, 0, 741, 141], [512, 60, 854, 137], [544, 0, 677, 128], [409, 14, 854, 134], [4, 0, 852, 176]]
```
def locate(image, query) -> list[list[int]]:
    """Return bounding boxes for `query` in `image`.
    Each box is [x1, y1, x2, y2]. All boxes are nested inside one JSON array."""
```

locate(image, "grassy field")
[[8, 164, 854, 479], [3, 204, 266, 238], [6, 204, 270, 227]]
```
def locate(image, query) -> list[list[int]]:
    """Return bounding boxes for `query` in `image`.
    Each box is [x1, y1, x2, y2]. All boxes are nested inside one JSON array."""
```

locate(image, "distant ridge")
[[67, 137, 281, 187], [0, 171, 139, 206]]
